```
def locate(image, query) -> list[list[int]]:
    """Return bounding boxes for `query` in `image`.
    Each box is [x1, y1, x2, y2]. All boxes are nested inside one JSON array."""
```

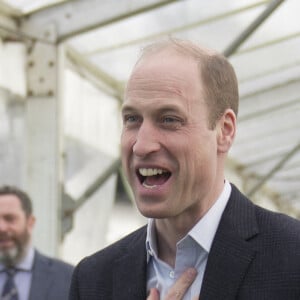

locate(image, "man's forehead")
[[123, 79, 190, 113], [126, 57, 198, 94], [0, 194, 22, 209], [134, 48, 193, 71]]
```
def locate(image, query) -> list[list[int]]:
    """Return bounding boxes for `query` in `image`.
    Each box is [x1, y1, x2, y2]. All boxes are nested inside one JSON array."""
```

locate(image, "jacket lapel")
[[112, 227, 147, 300], [29, 251, 52, 300], [200, 185, 259, 300]]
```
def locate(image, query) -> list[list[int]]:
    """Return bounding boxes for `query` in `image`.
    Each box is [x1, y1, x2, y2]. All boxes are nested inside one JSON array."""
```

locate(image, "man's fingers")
[[147, 288, 160, 300], [164, 268, 197, 299], [146, 268, 198, 300]]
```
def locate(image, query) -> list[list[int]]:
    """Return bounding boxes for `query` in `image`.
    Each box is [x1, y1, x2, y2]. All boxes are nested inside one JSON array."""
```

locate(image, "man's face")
[[0, 194, 35, 266], [121, 49, 225, 221]]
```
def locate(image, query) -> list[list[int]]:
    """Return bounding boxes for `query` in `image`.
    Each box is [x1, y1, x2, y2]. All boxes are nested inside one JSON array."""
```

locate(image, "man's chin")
[[138, 206, 171, 219], [0, 247, 19, 267]]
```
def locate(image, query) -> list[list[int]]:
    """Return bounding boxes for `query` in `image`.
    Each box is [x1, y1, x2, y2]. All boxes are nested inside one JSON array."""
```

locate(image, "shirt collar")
[[146, 180, 231, 260], [146, 218, 158, 262], [189, 180, 231, 252], [17, 246, 35, 271]]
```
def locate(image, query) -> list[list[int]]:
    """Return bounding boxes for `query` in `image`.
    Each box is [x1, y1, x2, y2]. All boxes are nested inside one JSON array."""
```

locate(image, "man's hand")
[[146, 268, 198, 300]]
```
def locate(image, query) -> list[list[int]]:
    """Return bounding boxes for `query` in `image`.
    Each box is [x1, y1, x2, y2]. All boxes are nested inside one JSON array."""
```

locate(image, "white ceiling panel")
[[0, 0, 299, 211]]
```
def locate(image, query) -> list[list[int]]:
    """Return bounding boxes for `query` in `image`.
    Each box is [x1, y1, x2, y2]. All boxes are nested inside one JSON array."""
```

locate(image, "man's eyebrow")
[[121, 104, 136, 114], [121, 103, 184, 114], [158, 105, 183, 113]]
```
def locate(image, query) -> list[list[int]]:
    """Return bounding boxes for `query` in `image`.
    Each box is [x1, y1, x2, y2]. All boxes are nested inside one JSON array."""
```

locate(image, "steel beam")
[[19, 0, 180, 44], [25, 32, 65, 256], [62, 157, 121, 237], [247, 141, 300, 198], [223, 0, 291, 201], [66, 46, 124, 102], [223, 0, 286, 57]]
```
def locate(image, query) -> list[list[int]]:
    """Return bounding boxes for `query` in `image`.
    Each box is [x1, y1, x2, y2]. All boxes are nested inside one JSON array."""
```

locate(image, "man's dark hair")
[[0, 185, 33, 216]]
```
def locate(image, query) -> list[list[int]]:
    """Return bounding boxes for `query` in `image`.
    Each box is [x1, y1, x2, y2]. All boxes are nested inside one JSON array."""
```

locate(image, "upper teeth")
[[139, 168, 165, 176]]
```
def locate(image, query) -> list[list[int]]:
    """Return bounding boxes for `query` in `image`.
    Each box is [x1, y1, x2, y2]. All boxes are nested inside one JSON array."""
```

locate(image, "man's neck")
[[153, 180, 228, 267], [155, 218, 193, 268], [13, 242, 32, 268]]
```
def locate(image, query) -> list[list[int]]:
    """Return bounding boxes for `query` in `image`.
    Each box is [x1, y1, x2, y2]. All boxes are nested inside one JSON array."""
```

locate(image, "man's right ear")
[[27, 215, 36, 232], [216, 109, 236, 154]]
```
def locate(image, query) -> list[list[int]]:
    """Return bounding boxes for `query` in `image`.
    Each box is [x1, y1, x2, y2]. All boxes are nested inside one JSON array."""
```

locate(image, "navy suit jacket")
[[69, 184, 300, 299], [29, 250, 74, 300]]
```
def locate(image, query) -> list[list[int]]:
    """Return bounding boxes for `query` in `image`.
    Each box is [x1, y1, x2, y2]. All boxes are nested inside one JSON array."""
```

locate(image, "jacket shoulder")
[[76, 225, 147, 272], [34, 251, 74, 282], [69, 226, 147, 299], [230, 183, 300, 238], [254, 203, 300, 242]]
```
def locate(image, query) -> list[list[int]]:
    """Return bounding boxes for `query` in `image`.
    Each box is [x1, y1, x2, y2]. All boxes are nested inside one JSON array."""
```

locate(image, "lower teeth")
[[142, 182, 157, 189]]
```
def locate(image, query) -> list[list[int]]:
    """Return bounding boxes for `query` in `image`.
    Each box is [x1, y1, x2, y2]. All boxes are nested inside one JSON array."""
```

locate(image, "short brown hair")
[[0, 185, 33, 216], [138, 38, 239, 129]]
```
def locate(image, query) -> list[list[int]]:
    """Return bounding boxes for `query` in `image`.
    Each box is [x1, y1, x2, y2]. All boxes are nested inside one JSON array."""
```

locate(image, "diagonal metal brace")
[[223, 0, 286, 57], [247, 141, 300, 198], [61, 157, 121, 238]]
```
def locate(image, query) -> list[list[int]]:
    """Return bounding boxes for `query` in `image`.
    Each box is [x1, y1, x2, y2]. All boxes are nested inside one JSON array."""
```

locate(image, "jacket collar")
[[111, 184, 259, 300], [29, 250, 52, 300], [200, 184, 259, 299], [112, 226, 148, 300]]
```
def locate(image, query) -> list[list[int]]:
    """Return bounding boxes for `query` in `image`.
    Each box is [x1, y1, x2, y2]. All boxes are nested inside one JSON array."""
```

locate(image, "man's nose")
[[133, 122, 161, 157], [0, 218, 8, 232]]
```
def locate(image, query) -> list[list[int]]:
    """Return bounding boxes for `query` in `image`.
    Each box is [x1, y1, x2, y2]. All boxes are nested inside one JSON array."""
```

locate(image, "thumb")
[[147, 288, 160, 300]]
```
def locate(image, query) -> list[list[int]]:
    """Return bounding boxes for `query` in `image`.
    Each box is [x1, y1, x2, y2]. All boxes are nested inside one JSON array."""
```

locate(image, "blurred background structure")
[[0, 0, 299, 264]]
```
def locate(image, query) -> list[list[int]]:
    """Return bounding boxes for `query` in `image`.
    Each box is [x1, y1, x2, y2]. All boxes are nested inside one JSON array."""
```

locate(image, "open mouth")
[[137, 168, 171, 189]]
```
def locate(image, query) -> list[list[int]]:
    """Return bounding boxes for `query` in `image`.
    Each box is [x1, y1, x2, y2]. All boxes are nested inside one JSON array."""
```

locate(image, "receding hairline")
[[129, 38, 239, 128], [135, 38, 219, 66]]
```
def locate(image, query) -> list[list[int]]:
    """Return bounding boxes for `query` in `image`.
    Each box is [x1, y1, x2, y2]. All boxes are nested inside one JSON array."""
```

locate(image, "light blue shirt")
[[146, 181, 231, 299], [0, 246, 34, 300]]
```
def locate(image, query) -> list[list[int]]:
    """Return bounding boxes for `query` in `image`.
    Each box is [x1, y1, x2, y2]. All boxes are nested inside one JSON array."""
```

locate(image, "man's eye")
[[4, 215, 16, 223], [161, 116, 182, 128], [163, 117, 178, 123], [127, 116, 137, 122], [123, 115, 141, 125]]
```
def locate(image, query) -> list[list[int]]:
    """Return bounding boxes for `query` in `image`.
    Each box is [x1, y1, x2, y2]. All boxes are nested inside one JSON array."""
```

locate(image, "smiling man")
[[0, 185, 74, 300], [69, 39, 300, 300], [0, 191, 34, 268]]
